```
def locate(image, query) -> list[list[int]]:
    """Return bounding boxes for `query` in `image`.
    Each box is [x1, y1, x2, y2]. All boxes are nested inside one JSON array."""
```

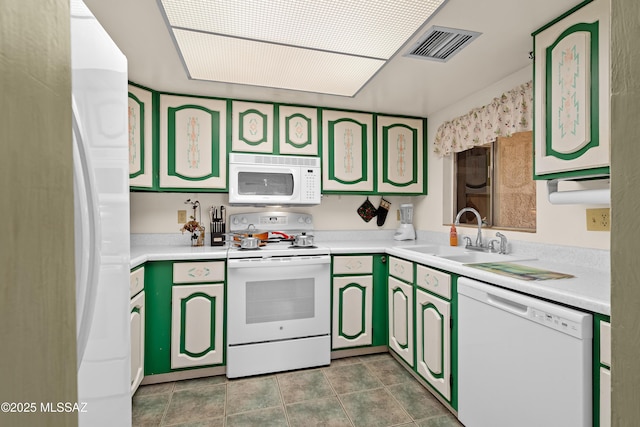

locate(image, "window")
[[455, 131, 536, 231]]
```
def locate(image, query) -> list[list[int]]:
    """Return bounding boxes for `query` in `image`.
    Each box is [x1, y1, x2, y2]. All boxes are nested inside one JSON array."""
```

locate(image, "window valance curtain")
[[434, 80, 533, 157]]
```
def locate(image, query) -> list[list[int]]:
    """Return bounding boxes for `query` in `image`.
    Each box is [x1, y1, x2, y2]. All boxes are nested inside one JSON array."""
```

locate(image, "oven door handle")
[[227, 256, 330, 269]]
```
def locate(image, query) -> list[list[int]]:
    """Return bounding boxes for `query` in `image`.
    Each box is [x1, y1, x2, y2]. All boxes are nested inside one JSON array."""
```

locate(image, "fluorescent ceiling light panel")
[[159, 0, 447, 95], [174, 29, 385, 96]]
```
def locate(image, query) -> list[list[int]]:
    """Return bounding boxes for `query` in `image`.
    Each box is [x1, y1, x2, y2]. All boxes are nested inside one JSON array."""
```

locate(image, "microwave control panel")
[[301, 167, 321, 204]]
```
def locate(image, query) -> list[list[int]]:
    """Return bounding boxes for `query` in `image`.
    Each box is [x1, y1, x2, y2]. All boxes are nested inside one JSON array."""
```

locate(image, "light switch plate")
[[178, 210, 187, 223], [586, 208, 610, 231]]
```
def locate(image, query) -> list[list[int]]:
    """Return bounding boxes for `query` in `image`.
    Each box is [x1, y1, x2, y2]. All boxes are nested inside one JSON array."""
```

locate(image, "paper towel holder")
[[546, 176, 610, 205]]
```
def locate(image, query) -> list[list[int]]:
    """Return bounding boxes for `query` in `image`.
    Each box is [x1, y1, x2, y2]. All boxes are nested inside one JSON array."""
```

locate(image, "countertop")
[[130, 239, 610, 315]]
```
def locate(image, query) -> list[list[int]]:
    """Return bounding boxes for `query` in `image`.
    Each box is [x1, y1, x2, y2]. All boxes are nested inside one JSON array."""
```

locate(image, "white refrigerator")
[[71, 0, 131, 425]]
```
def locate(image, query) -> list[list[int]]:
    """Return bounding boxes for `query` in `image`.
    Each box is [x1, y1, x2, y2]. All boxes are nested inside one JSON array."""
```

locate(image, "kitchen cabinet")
[[414, 264, 454, 404], [130, 266, 145, 395], [321, 109, 375, 193], [159, 94, 228, 190], [278, 105, 319, 156], [533, 0, 610, 179], [594, 315, 611, 427], [231, 101, 275, 153], [376, 115, 426, 194], [331, 255, 388, 350], [144, 260, 225, 376], [388, 257, 414, 367], [128, 84, 154, 189], [332, 256, 374, 349], [171, 261, 225, 369]]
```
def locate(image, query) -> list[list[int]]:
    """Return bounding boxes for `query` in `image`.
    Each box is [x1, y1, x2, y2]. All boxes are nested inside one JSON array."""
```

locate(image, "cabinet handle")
[[381, 256, 387, 264]]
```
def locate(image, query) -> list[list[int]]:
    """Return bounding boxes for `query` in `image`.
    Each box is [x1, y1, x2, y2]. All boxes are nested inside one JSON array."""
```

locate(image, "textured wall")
[[0, 1, 77, 425], [611, 0, 640, 424]]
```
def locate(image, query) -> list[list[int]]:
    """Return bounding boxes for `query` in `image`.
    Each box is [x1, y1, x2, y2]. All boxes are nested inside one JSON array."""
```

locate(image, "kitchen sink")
[[399, 245, 462, 257], [437, 251, 535, 264]]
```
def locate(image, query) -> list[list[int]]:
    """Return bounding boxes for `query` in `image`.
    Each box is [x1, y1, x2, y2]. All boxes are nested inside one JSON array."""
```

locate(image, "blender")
[[394, 203, 416, 240]]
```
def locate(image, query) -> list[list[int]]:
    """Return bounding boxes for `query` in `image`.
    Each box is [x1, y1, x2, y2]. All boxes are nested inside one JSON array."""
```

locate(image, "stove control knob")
[[241, 217, 248, 224], [305, 217, 312, 224], [297, 217, 304, 223], [232, 217, 239, 225]]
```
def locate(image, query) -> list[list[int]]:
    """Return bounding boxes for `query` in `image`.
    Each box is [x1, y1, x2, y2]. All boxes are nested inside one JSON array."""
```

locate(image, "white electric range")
[[226, 212, 331, 378]]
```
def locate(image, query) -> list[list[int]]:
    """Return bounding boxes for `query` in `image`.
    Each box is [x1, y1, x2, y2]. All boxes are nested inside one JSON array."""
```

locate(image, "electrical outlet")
[[397, 209, 400, 221], [586, 208, 610, 231], [178, 210, 187, 224]]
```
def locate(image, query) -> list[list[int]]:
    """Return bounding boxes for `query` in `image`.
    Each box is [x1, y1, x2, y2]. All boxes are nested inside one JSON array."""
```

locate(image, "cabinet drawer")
[[333, 256, 373, 275], [173, 261, 225, 283], [389, 257, 413, 283], [130, 266, 145, 298], [415, 264, 451, 299], [600, 320, 611, 367]]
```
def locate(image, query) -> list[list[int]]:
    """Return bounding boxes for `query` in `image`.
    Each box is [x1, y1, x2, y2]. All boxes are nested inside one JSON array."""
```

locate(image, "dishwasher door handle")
[[486, 293, 529, 315]]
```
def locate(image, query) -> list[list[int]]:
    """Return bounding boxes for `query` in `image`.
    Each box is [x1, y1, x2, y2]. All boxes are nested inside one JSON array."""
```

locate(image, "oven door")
[[228, 163, 300, 205], [227, 255, 330, 345]]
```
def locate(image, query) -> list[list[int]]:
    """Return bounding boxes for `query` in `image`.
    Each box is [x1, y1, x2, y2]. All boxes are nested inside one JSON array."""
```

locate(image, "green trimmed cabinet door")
[[376, 116, 425, 194], [159, 94, 228, 190], [332, 276, 373, 349], [232, 101, 274, 153], [388, 276, 414, 367], [130, 266, 145, 395], [533, 0, 610, 179], [321, 110, 374, 193], [415, 288, 451, 401], [278, 105, 319, 156], [128, 85, 154, 189], [171, 283, 224, 369]]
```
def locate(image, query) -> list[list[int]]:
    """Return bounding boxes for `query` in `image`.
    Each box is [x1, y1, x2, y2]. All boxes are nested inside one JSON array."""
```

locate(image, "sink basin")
[[399, 245, 461, 257], [437, 251, 534, 264]]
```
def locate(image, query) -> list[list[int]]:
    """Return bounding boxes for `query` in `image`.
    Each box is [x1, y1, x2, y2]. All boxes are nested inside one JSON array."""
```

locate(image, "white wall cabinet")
[[159, 94, 228, 190], [130, 267, 145, 395], [533, 0, 610, 179], [278, 105, 319, 156], [128, 85, 154, 189], [376, 115, 425, 194], [321, 109, 374, 193], [232, 101, 274, 153]]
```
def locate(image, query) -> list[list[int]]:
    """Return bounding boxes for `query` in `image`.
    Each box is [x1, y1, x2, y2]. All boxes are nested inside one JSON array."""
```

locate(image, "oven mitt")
[[376, 198, 391, 226], [357, 197, 377, 222]]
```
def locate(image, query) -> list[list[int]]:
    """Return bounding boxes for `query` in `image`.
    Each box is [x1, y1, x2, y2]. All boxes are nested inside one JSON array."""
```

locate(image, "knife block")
[[210, 221, 226, 246]]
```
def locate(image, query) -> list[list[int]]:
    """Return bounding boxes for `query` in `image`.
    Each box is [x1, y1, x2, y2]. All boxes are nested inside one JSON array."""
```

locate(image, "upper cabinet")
[[231, 101, 274, 153], [321, 109, 375, 193], [278, 105, 319, 156], [128, 85, 154, 189], [376, 116, 426, 194], [533, 0, 610, 179], [159, 94, 228, 190]]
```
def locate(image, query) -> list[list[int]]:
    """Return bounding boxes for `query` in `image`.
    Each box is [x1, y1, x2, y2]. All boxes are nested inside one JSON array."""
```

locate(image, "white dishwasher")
[[457, 277, 592, 427]]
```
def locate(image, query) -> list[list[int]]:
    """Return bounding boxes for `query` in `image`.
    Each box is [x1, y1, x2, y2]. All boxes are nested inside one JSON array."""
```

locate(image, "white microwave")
[[228, 153, 321, 206]]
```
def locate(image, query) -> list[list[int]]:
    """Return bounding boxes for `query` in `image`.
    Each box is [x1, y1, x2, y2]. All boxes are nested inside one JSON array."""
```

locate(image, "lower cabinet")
[[171, 283, 224, 369], [130, 266, 145, 395], [388, 276, 414, 367], [144, 260, 226, 376], [595, 315, 611, 427], [331, 254, 388, 350], [387, 256, 456, 407]]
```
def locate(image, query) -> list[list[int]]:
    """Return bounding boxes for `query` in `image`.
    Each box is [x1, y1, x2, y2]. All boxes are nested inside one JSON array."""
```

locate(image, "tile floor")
[[132, 353, 463, 427]]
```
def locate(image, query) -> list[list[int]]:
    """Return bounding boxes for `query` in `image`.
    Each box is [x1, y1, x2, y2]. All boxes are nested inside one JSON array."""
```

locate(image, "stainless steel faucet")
[[454, 207, 484, 249]]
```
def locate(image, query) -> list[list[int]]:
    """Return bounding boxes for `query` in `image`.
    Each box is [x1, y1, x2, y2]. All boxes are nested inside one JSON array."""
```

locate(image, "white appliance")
[[226, 212, 331, 378], [228, 153, 321, 206], [72, 1, 131, 425], [457, 277, 592, 427], [394, 203, 415, 240]]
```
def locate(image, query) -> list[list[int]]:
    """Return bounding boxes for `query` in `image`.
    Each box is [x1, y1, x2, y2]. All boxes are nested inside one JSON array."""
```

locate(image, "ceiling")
[[84, 0, 579, 117]]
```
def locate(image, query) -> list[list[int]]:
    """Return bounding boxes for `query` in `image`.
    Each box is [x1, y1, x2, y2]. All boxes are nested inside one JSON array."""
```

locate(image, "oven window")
[[246, 278, 314, 324], [237, 172, 294, 196]]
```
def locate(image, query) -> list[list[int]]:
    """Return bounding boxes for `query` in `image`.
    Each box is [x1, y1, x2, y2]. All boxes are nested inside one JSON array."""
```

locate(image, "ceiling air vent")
[[405, 26, 481, 62]]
